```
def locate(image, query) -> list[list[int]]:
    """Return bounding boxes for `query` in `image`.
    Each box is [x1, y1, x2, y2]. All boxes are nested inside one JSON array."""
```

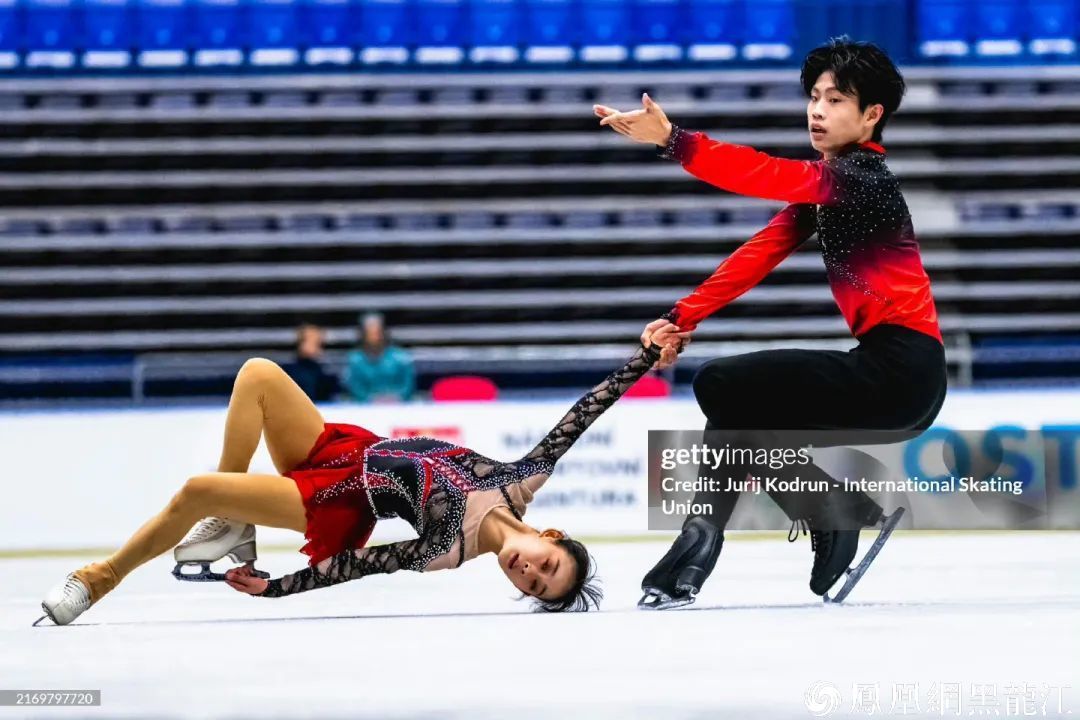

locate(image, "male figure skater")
[[596, 38, 946, 608]]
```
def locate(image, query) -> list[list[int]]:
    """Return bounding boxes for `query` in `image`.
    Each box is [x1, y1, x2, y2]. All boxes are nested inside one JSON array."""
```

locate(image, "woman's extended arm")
[[254, 538, 429, 597], [229, 486, 459, 597], [522, 343, 662, 468]]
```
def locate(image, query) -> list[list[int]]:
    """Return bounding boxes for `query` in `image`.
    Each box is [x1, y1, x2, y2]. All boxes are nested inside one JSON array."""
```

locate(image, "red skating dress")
[[284, 422, 384, 565]]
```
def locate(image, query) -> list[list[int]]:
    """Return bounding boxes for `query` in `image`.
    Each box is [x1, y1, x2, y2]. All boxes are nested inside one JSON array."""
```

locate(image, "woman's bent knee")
[[175, 475, 221, 514], [237, 357, 282, 386]]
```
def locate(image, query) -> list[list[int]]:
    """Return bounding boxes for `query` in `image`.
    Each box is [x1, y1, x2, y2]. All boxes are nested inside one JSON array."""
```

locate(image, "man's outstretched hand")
[[642, 318, 691, 370], [594, 93, 674, 147]]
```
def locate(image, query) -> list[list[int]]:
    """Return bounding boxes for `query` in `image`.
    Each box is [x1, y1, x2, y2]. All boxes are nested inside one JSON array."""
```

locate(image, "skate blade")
[[637, 590, 696, 611], [172, 561, 270, 583], [824, 507, 905, 605], [32, 606, 52, 627]]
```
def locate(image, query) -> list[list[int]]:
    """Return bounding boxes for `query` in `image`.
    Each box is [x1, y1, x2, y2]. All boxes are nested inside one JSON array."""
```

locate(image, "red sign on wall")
[[391, 426, 464, 444]]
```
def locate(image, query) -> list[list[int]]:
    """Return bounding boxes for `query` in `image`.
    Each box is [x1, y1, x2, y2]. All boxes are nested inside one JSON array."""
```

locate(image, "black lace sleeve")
[[258, 539, 427, 597], [521, 343, 662, 467], [258, 485, 460, 597]]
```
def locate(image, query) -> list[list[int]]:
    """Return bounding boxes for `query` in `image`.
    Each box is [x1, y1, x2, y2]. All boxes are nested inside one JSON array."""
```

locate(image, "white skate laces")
[[179, 517, 229, 546], [34, 574, 91, 626]]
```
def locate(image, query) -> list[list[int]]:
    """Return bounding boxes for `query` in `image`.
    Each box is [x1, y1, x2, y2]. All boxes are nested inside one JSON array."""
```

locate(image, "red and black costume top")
[[660, 127, 942, 343]]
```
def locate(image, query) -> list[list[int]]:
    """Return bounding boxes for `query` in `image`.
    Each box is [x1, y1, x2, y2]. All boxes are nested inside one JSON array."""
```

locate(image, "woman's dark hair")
[[800, 36, 906, 142], [529, 537, 603, 613]]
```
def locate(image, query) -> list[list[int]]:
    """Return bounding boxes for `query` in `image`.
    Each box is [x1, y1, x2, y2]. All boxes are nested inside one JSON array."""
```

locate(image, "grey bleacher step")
[[1021, 204, 1075, 219], [36, 95, 83, 110], [208, 92, 252, 108], [703, 85, 750, 100], [56, 218, 104, 235], [2, 126, 1077, 162], [4, 217, 1079, 253], [485, 87, 530, 104], [96, 94, 141, 109], [111, 217, 161, 234], [151, 93, 197, 109], [261, 92, 308, 108], [562, 211, 608, 229], [451, 212, 496, 230], [218, 216, 274, 233], [165, 217, 215, 233], [673, 209, 721, 226], [317, 90, 365, 107], [0, 219, 45, 236], [281, 214, 334, 231], [376, 88, 421, 106], [341, 215, 384, 230], [6, 249, 1080, 286], [542, 86, 585, 104], [618, 209, 664, 227], [391, 214, 440, 230], [432, 88, 476, 106], [0, 188, 1048, 223], [506, 212, 555, 229]]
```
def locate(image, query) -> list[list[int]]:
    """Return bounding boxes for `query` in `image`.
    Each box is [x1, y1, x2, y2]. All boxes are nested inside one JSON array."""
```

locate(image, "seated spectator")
[[344, 312, 415, 403], [284, 323, 339, 402]]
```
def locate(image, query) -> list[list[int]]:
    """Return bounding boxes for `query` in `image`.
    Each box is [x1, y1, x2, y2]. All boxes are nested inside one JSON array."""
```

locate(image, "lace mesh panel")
[[260, 486, 458, 597], [523, 343, 662, 466]]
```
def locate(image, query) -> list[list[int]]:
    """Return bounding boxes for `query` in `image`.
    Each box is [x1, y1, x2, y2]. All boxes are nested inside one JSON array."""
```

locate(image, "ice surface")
[[2, 532, 1077, 719]]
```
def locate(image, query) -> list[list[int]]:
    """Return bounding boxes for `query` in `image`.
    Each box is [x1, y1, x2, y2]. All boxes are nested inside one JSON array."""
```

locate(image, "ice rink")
[[2, 531, 1077, 719]]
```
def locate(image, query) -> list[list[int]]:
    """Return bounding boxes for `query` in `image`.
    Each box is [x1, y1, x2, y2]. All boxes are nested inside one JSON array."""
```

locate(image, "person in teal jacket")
[[344, 312, 416, 403]]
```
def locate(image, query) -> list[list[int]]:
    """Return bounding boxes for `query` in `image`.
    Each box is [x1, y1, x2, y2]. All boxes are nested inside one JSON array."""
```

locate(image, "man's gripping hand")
[[641, 318, 692, 370]]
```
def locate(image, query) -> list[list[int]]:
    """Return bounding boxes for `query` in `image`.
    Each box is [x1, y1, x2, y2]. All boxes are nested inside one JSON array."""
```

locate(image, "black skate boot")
[[823, 507, 905, 604], [638, 516, 724, 610], [790, 492, 906, 602], [790, 491, 863, 596], [789, 518, 861, 596]]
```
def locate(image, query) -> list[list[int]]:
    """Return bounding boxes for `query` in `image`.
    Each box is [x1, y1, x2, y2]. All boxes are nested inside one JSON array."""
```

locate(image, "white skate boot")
[[35, 575, 91, 626], [34, 560, 118, 626], [172, 517, 269, 582]]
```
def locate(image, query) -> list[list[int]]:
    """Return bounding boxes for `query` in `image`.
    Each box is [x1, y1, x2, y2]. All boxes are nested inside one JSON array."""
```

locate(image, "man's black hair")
[[526, 537, 603, 613], [800, 36, 906, 142]]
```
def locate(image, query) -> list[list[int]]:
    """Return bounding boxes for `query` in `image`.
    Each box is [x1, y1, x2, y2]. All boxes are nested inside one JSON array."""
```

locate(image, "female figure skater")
[[595, 38, 947, 608], [38, 341, 671, 625]]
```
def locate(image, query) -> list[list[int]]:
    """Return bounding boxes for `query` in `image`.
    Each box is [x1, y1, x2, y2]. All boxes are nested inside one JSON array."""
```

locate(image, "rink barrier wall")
[[2, 389, 1080, 552]]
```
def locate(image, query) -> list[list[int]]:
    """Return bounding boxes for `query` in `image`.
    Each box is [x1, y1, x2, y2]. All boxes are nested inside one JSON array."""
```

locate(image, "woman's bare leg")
[[72, 359, 331, 605], [217, 357, 327, 475], [82, 359, 327, 601], [101, 472, 308, 591]]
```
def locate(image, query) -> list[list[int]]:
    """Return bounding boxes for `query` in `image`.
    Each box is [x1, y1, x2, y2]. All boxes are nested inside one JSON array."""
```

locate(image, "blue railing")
[[0, 0, 1075, 73]]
